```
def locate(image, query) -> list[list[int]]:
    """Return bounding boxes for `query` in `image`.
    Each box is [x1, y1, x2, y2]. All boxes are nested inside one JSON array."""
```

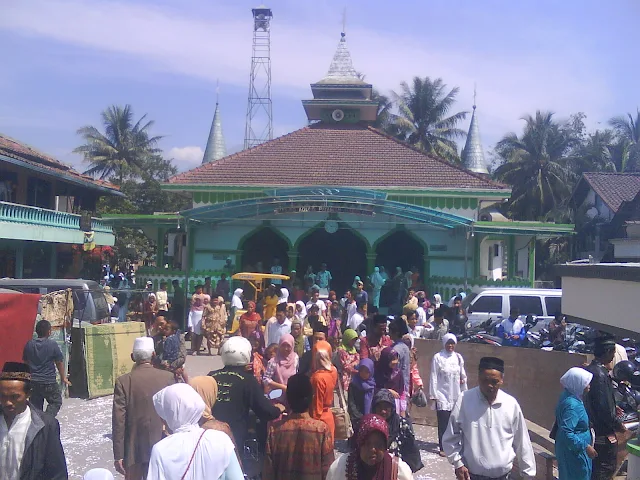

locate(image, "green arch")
[[372, 224, 429, 256], [292, 220, 372, 252], [237, 223, 294, 251]]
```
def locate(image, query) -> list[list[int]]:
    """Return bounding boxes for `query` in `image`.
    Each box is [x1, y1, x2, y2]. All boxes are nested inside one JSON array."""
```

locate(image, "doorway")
[[239, 227, 289, 273], [297, 227, 367, 296], [375, 230, 425, 280]]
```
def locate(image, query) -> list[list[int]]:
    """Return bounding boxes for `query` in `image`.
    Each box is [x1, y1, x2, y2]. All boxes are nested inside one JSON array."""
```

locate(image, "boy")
[[22, 320, 71, 417]]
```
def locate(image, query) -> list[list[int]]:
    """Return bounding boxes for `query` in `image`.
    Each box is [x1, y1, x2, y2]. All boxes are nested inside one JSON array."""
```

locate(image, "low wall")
[[413, 339, 589, 430]]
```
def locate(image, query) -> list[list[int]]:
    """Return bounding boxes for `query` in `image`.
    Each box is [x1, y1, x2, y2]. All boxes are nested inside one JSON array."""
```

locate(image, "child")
[[374, 347, 405, 415], [160, 321, 188, 383], [348, 359, 376, 438], [248, 330, 266, 385]]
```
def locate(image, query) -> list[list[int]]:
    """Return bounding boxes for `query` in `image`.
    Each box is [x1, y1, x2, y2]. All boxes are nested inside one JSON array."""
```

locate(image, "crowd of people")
[[0, 263, 634, 480]]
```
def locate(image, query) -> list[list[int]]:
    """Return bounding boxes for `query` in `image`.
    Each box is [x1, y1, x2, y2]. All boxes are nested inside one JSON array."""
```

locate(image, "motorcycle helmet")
[[613, 360, 638, 383]]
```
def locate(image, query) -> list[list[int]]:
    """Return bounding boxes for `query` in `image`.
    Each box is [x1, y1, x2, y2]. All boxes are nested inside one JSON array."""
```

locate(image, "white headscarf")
[[295, 301, 307, 319], [442, 333, 457, 349], [83, 469, 114, 480], [560, 367, 593, 399], [149, 384, 234, 480], [433, 294, 442, 309], [278, 287, 289, 304], [231, 288, 243, 309]]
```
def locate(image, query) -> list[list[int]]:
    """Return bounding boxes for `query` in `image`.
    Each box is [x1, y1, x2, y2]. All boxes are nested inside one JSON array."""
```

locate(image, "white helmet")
[[219, 337, 252, 367]]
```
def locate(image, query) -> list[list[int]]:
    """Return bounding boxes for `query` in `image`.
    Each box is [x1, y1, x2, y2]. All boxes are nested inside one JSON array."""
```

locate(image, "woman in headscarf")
[[352, 275, 362, 290], [238, 301, 261, 339], [147, 383, 244, 480], [291, 318, 309, 357], [310, 340, 339, 441], [374, 347, 404, 409], [326, 414, 413, 480], [295, 300, 308, 321], [263, 284, 280, 320], [555, 367, 596, 480], [348, 359, 376, 438], [372, 390, 423, 473], [337, 328, 360, 393], [428, 332, 467, 456], [229, 287, 243, 330], [263, 334, 299, 402], [369, 267, 385, 309], [200, 296, 227, 354]]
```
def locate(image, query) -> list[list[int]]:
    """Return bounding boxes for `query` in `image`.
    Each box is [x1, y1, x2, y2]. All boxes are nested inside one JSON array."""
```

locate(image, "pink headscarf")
[[274, 334, 298, 384]]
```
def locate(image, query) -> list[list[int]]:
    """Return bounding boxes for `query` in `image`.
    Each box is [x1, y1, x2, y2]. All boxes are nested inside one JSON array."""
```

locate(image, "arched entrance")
[[297, 227, 367, 296], [239, 227, 290, 273], [375, 229, 426, 281]]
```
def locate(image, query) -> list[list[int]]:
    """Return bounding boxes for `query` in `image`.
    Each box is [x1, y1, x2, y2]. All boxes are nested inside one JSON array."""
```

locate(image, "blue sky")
[[1, 0, 639, 173]]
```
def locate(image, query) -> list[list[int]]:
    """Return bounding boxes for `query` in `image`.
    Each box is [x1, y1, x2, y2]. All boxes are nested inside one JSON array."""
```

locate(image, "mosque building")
[[106, 33, 572, 299]]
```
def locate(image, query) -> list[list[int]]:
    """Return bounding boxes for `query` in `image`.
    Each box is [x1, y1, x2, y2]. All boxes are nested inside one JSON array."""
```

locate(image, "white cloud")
[[168, 146, 203, 171], [0, 0, 615, 150]]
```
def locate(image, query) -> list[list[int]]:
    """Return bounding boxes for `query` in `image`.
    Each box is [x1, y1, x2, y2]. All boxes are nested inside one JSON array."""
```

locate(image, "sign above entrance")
[[264, 187, 387, 201], [273, 200, 376, 216]]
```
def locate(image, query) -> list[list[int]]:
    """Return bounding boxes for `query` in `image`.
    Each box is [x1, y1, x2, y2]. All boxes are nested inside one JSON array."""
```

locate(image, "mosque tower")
[[461, 93, 489, 175], [202, 91, 227, 164]]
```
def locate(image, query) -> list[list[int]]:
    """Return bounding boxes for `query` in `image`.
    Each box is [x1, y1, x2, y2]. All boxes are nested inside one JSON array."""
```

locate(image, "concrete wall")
[[562, 275, 640, 335], [412, 339, 588, 430]]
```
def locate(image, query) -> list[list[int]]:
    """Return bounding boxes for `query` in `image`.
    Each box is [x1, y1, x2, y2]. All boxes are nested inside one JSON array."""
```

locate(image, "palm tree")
[[386, 77, 468, 162], [493, 111, 577, 220], [573, 129, 617, 174], [75, 105, 163, 183], [608, 109, 640, 171]]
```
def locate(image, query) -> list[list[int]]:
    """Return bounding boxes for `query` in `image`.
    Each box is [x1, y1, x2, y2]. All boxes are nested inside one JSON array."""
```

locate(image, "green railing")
[[428, 276, 532, 301], [0, 201, 112, 233], [135, 268, 227, 294]]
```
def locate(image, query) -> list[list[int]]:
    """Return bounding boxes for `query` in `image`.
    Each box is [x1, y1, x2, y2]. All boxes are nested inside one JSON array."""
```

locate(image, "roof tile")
[[582, 172, 640, 213], [0, 133, 119, 193], [168, 124, 507, 191]]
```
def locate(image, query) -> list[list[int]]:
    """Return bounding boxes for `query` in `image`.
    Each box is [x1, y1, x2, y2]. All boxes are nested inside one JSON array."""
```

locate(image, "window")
[[468, 295, 502, 314], [510, 296, 543, 316], [545, 297, 562, 316]]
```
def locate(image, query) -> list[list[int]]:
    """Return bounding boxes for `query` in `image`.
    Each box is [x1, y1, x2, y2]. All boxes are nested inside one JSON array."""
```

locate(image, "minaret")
[[461, 91, 489, 174], [202, 89, 227, 164]]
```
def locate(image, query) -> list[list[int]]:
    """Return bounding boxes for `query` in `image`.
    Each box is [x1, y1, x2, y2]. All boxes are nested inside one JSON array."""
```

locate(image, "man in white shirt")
[[415, 298, 428, 326], [348, 301, 366, 333], [265, 303, 292, 346], [306, 288, 327, 314], [443, 356, 535, 480]]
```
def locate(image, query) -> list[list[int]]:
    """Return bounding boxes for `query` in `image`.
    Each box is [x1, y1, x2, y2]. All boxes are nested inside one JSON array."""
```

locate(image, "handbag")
[[411, 389, 428, 408], [181, 429, 207, 480], [332, 379, 354, 440]]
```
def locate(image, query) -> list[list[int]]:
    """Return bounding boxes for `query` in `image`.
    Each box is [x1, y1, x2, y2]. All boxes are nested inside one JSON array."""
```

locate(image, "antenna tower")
[[244, 6, 273, 150]]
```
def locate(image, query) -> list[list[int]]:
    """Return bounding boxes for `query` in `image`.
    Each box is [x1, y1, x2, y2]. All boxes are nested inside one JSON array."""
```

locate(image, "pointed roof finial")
[[317, 30, 365, 85], [342, 7, 347, 35], [462, 88, 488, 174], [202, 89, 227, 164], [216, 78, 220, 104]]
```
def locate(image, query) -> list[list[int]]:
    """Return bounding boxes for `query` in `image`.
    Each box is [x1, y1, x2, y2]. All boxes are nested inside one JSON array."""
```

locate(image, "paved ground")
[[58, 352, 454, 479]]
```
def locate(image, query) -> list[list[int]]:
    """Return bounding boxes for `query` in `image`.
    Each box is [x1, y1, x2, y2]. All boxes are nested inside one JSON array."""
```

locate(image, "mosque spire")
[[320, 31, 362, 84], [202, 83, 227, 164], [461, 88, 489, 174]]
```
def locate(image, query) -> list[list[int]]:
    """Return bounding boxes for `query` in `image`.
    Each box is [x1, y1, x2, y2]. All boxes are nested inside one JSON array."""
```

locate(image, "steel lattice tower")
[[244, 6, 273, 150]]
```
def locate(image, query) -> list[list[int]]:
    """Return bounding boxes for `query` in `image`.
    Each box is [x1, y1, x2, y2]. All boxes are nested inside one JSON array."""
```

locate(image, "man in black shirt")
[[22, 320, 71, 417], [209, 336, 283, 451], [585, 335, 627, 480]]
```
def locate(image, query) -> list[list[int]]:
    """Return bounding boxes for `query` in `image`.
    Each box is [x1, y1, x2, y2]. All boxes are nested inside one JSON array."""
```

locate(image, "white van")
[[464, 288, 562, 328]]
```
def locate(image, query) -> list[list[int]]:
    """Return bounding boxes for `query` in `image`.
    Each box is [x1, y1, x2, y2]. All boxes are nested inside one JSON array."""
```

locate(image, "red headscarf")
[[346, 414, 395, 480]]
